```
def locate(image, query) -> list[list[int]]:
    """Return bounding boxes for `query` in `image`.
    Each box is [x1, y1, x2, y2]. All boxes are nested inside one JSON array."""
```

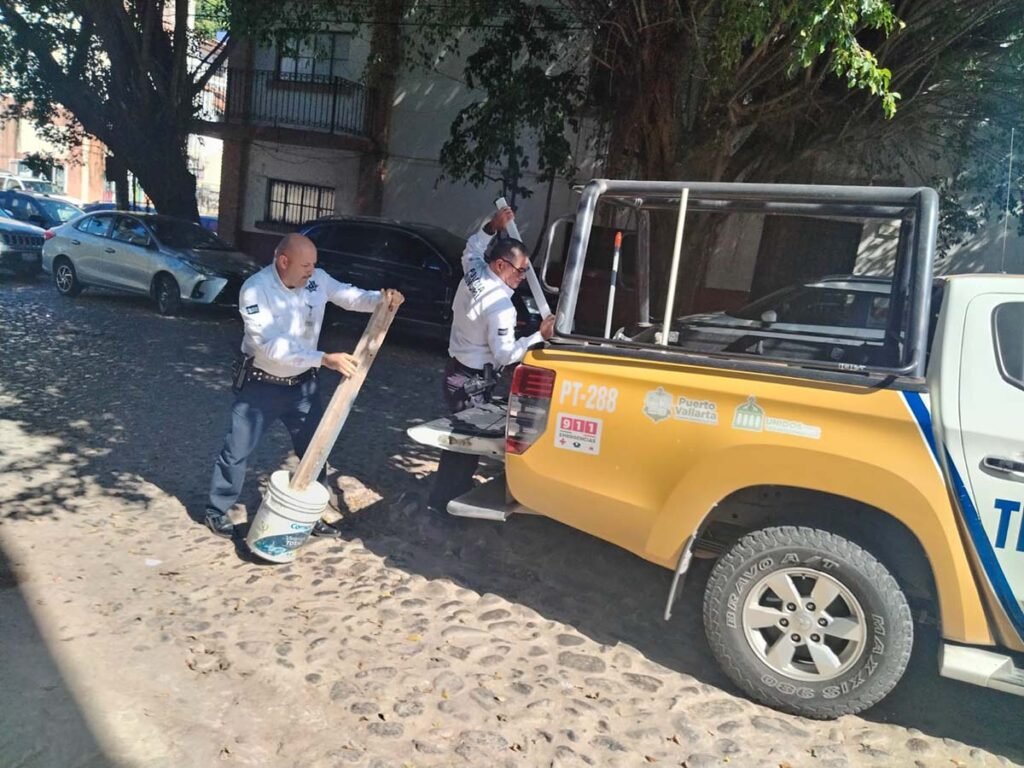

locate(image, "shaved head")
[[274, 233, 317, 288]]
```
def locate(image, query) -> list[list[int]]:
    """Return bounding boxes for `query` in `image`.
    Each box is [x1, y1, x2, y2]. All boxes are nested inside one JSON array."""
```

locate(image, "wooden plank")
[[290, 297, 400, 491]]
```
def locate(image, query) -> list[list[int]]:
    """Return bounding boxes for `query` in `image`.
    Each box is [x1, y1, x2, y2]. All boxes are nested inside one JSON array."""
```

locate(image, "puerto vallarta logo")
[[642, 387, 673, 423]]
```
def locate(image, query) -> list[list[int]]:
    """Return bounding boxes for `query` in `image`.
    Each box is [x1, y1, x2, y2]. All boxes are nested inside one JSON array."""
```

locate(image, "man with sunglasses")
[[427, 206, 555, 513]]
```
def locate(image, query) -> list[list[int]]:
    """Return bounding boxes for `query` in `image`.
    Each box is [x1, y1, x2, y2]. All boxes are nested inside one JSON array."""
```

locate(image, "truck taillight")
[[506, 364, 555, 455]]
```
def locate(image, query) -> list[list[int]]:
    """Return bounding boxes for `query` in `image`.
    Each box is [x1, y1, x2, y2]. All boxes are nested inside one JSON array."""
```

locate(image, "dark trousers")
[[428, 358, 492, 510], [207, 376, 327, 517]]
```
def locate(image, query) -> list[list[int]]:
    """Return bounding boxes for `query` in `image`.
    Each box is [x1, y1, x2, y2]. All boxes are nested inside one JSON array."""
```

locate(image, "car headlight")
[[180, 258, 215, 276]]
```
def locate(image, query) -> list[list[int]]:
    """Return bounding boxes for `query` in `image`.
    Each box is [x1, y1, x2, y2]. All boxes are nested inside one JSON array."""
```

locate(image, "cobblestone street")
[[1, 277, 1021, 768]]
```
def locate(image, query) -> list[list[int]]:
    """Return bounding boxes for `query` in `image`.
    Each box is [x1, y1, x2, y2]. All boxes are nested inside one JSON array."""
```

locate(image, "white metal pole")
[[604, 231, 622, 338], [661, 188, 690, 346], [1002, 127, 1015, 274], [495, 197, 553, 318]]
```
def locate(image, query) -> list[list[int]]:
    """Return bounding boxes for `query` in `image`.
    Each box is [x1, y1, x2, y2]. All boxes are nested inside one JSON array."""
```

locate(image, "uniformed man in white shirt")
[[428, 207, 555, 512], [204, 233, 403, 538]]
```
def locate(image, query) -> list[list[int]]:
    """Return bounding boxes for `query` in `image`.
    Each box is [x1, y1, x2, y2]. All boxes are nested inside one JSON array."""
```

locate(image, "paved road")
[[0, 276, 1020, 767]]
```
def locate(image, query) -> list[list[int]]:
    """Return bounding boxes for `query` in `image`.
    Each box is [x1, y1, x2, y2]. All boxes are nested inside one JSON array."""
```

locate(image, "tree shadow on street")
[[3, 282, 1020, 764]]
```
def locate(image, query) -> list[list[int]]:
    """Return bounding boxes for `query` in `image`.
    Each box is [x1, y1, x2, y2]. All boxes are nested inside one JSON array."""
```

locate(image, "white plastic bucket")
[[246, 470, 329, 563]]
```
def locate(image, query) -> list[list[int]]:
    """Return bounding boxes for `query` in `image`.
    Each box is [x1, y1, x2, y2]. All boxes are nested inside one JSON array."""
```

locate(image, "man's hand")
[[382, 288, 405, 310], [322, 352, 359, 378], [485, 206, 514, 235], [539, 315, 556, 340]]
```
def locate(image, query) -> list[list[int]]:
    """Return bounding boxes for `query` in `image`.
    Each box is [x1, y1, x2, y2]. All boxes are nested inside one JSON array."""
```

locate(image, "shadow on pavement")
[[339, 488, 1024, 764], [3, 282, 1020, 764], [0, 541, 122, 768]]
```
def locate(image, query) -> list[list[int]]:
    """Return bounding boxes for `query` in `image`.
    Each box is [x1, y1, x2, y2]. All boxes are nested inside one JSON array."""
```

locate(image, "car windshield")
[[728, 284, 891, 328], [22, 179, 58, 194], [36, 198, 83, 223], [147, 218, 232, 250]]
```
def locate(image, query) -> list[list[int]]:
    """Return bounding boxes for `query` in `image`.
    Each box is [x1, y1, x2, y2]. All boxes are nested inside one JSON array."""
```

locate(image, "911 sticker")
[[554, 413, 602, 455]]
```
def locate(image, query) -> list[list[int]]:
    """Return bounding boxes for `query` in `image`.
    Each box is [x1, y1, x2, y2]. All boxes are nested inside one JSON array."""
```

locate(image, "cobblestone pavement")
[[0, 277, 1021, 768]]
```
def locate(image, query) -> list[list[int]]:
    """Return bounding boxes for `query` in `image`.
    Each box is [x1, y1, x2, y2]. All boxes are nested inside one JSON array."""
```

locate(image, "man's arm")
[[321, 270, 382, 313], [461, 206, 515, 272], [462, 227, 493, 273], [485, 303, 545, 368], [240, 284, 325, 369]]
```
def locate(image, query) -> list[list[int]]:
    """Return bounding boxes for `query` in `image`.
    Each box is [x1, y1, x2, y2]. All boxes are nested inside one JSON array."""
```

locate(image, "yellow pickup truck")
[[410, 180, 1024, 719]]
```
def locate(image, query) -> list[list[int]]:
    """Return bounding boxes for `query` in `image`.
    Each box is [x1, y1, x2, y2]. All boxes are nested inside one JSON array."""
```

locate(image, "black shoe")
[[205, 513, 235, 538], [311, 520, 341, 538]]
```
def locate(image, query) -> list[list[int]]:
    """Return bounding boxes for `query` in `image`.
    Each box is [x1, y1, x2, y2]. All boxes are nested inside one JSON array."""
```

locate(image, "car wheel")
[[153, 274, 181, 315], [703, 525, 913, 719], [53, 257, 83, 297]]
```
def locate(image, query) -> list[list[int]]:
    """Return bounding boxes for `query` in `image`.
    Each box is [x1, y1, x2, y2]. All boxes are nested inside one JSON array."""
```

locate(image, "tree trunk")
[[137, 157, 199, 220], [356, 0, 406, 217]]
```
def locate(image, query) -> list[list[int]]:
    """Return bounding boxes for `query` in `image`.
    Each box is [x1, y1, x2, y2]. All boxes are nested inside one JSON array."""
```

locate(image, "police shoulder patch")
[[245, 304, 260, 315]]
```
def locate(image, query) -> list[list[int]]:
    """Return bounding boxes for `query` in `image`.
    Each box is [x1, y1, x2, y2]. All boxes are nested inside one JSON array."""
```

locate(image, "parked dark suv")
[[300, 216, 541, 336]]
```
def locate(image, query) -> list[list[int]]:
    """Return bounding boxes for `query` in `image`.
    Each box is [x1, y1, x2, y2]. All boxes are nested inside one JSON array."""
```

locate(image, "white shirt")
[[239, 264, 381, 378], [447, 227, 544, 370]]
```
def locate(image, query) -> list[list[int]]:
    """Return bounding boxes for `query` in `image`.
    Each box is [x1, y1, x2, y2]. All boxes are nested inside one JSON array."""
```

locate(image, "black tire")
[[703, 525, 913, 719], [53, 257, 83, 297], [153, 273, 181, 315]]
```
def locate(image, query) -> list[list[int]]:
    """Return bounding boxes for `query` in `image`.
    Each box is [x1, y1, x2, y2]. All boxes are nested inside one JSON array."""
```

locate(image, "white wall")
[[239, 26, 600, 246], [704, 215, 764, 292], [241, 142, 362, 230]]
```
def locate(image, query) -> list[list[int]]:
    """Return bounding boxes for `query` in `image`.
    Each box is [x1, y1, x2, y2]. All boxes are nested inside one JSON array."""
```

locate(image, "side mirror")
[[760, 310, 778, 324]]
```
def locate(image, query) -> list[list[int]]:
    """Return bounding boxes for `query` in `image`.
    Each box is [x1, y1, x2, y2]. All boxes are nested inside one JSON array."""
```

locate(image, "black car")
[[0, 190, 83, 229], [300, 216, 541, 336]]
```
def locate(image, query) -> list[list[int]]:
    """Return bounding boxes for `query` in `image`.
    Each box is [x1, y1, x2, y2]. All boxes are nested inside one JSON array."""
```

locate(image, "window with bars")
[[265, 179, 336, 225], [277, 32, 351, 83]]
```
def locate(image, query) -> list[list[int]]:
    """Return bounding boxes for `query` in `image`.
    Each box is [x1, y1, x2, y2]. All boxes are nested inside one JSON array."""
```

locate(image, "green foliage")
[[436, 3, 585, 204], [714, 0, 902, 117]]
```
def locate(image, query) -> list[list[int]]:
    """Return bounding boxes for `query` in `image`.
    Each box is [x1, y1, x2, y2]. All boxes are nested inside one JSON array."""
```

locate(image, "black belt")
[[248, 367, 316, 386], [450, 357, 502, 376]]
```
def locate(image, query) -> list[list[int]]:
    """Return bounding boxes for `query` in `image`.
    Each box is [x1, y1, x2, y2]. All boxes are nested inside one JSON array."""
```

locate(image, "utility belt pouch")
[[231, 353, 255, 393], [462, 363, 497, 397]]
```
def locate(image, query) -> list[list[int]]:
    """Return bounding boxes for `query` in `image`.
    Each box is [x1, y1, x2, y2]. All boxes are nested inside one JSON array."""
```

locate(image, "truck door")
[[956, 293, 1024, 641]]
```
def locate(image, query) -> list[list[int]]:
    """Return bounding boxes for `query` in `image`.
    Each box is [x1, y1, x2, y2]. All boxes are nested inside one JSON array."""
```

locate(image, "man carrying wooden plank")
[[203, 232, 403, 539]]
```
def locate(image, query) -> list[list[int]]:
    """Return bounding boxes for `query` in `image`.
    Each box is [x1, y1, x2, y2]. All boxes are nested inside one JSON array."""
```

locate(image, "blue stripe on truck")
[[902, 390, 1024, 638]]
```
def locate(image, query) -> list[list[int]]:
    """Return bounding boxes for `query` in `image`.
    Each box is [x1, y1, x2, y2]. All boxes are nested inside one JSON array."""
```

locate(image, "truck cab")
[[409, 180, 1024, 718]]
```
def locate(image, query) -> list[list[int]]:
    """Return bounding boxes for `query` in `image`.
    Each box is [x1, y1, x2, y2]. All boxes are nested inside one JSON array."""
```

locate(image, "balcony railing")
[[197, 68, 373, 139]]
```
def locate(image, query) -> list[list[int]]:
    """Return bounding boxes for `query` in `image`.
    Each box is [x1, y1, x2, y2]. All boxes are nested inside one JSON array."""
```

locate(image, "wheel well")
[[150, 271, 177, 296], [697, 485, 937, 613]]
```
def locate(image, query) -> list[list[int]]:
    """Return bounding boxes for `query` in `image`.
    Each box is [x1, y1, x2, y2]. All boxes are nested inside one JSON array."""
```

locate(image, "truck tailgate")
[[406, 402, 507, 458]]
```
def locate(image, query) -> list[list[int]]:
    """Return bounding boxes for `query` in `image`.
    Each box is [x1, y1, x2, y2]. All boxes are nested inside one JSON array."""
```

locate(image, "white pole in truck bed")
[[661, 188, 690, 345]]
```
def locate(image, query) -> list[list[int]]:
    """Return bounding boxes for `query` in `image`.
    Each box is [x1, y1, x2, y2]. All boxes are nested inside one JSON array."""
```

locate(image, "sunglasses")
[[499, 257, 529, 275]]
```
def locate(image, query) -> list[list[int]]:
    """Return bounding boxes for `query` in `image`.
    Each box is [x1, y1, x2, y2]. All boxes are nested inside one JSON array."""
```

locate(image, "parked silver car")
[[42, 212, 260, 314]]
